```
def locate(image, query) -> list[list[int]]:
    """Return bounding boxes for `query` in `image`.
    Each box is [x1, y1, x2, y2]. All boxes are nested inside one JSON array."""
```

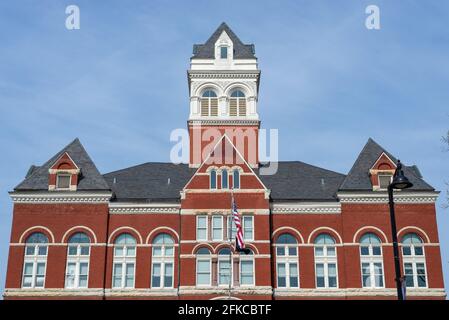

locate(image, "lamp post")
[[387, 159, 413, 300]]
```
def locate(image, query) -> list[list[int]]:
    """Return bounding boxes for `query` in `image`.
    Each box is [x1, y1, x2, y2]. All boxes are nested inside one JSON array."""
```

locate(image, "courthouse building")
[[3, 23, 446, 300]]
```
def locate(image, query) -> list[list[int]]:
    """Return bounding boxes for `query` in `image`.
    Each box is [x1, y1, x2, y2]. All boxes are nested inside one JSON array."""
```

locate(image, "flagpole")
[[228, 188, 233, 300]]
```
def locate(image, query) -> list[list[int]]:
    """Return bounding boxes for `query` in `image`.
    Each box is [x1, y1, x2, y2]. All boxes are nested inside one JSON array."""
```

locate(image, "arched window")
[[22, 232, 48, 288], [210, 169, 217, 189], [232, 169, 240, 189], [275, 234, 299, 288], [402, 233, 427, 288], [314, 234, 337, 288], [65, 232, 90, 288], [221, 169, 229, 189], [359, 233, 384, 288], [201, 90, 218, 116], [151, 233, 174, 288], [230, 90, 246, 116], [240, 249, 254, 286], [196, 248, 212, 286], [218, 248, 232, 286], [113, 233, 136, 289]]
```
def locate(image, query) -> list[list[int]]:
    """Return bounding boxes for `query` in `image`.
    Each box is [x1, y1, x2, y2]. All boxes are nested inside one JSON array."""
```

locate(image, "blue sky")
[[0, 0, 448, 295]]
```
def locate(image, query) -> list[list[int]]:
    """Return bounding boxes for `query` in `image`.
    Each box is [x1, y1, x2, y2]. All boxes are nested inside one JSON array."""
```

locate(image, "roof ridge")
[[103, 162, 189, 176], [260, 160, 346, 176], [339, 138, 377, 189]]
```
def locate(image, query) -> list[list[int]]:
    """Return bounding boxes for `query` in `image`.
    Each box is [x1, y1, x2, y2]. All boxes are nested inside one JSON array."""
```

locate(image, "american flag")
[[232, 199, 245, 251]]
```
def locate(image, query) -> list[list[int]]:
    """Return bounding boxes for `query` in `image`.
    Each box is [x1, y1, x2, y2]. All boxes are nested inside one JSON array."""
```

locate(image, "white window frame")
[[112, 241, 136, 289], [239, 255, 255, 287], [196, 257, 212, 287], [227, 216, 237, 241], [242, 215, 254, 241], [212, 215, 223, 241], [151, 238, 174, 289], [196, 215, 208, 241], [217, 254, 233, 287], [402, 238, 427, 288], [275, 241, 299, 288], [360, 239, 384, 289], [221, 169, 229, 189], [22, 240, 48, 289], [65, 243, 90, 289], [314, 239, 338, 289]]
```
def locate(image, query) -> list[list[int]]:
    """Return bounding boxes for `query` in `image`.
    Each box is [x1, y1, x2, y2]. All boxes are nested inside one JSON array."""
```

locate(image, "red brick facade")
[[3, 23, 446, 300]]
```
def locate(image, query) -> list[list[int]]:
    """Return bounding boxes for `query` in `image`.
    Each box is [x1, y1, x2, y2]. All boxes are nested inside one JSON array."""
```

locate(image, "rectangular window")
[[289, 263, 299, 287], [378, 174, 392, 189], [218, 260, 231, 285], [240, 260, 254, 286], [404, 263, 414, 287], [227, 216, 237, 241], [361, 263, 371, 287], [35, 263, 46, 288], [316, 263, 325, 288], [416, 263, 427, 288], [277, 263, 286, 288], [197, 260, 211, 286], [328, 263, 337, 287], [22, 263, 34, 288], [79, 262, 89, 288], [152, 263, 161, 287], [374, 263, 384, 287], [220, 46, 228, 59], [196, 216, 208, 241], [113, 263, 123, 288], [56, 174, 71, 189], [212, 216, 223, 241], [164, 263, 173, 287], [243, 216, 253, 241], [65, 262, 76, 288], [125, 263, 135, 288]]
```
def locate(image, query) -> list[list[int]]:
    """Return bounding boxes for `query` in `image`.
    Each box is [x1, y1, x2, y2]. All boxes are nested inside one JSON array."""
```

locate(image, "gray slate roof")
[[258, 162, 346, 201], [103, 161, 346, 202], [103, 163, 196, 202], [192, 22, 256, 60], [15, 138, 110, 191], [339, 138, 434, 191]]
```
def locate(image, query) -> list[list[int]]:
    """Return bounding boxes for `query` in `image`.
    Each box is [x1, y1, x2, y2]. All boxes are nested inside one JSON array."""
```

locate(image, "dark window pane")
[[278, 276, 286, 287], [290, 276, 298, 287], [316, 277, 325, 288], [414, 246, 423, 256]]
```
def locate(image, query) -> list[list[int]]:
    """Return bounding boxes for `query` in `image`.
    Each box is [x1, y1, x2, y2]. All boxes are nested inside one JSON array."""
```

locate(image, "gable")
[[183, 134, 267, 191]]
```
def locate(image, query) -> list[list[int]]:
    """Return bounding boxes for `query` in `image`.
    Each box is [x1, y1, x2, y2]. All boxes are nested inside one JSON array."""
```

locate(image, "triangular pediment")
[[183, 134, 267, 191]]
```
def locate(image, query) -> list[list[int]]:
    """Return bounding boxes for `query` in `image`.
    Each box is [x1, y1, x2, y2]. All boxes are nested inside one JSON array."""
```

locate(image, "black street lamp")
[[387, 159, 413, 300]]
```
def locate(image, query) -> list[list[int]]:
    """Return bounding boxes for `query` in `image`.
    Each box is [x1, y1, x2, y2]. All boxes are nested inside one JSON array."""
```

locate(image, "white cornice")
[[9, 192, 112, 204], [337, 192, 439, 204], [188, 119, 260, 126], [109, 203, 180, 214], [272, 202, 341, 214]]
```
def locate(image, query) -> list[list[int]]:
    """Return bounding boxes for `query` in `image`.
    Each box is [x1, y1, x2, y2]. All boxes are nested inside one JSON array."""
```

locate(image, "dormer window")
[[220, 46, 228, 59], [48, 151, 80, 191], [378, 174, 392, 189], [369, 152, 396, 191], [56, 174, 71, 190]]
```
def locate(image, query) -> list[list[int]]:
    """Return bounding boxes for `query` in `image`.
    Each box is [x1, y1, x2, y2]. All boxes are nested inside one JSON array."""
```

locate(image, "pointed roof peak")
[[192, 22, 256, 60], [339, 138, 434, 191], [14, 138, 110, 191]]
